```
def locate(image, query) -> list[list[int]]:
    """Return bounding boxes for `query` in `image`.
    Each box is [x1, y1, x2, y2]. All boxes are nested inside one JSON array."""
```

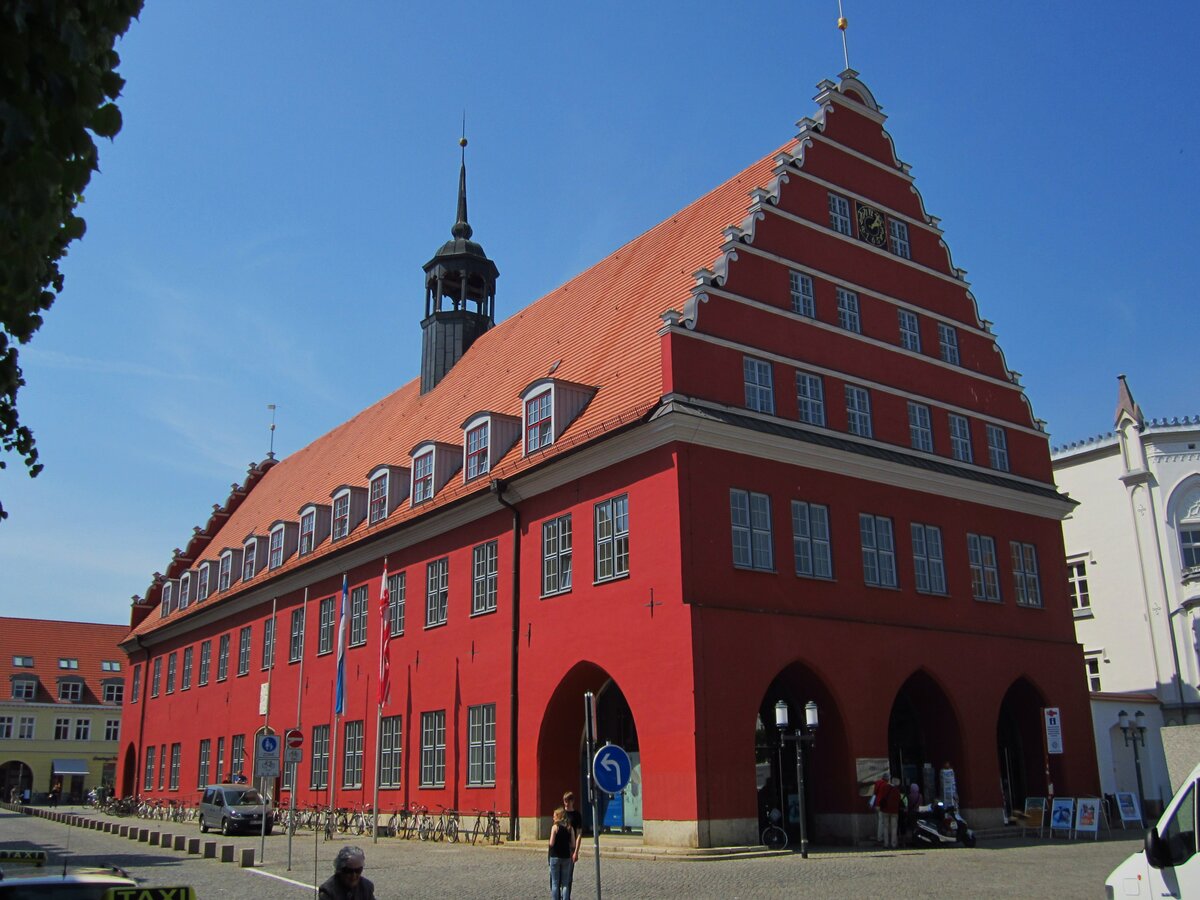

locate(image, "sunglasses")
[[342, 867, 363, 875]]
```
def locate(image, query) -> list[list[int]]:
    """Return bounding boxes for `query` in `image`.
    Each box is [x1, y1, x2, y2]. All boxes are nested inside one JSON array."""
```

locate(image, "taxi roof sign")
[[102, 888, 197, 900], [0, 848, 47, 865]]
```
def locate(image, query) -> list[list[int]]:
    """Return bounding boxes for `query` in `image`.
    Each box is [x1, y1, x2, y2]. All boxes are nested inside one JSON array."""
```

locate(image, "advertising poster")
[[1050, 797, 1074, 831], [1075, 797, 1099, 832], [1116, 792, 1142, 824]]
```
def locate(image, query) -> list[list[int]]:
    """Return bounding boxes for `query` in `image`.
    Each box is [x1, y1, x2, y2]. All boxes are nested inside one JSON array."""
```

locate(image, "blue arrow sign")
[[592, 744, 631, 794]]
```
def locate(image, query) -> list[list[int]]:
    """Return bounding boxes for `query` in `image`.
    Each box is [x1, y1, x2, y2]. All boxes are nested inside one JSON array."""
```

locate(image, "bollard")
[[119, 824, 129, 837], [203, 841, 217, 859], [160, 833, 172, 847], [149, 832, 161, 846], [137, 828, 149, 842], [187, 838, 200, 854], [173, 835, 186, 851], [239, 847, 255, 868], [219, 845, 235, 863]]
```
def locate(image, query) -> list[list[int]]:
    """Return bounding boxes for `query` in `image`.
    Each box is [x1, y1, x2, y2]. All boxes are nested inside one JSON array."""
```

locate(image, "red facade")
[[118, 71, 1097, 846]]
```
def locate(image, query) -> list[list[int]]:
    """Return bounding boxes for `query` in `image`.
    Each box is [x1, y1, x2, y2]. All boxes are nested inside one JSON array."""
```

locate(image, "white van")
[[1106, 761, 1200, 898]]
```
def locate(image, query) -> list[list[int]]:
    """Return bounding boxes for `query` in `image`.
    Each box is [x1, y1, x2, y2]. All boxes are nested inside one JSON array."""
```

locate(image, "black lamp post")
[[775, 699, 819, 858], [1118, 709, 1147, 826]]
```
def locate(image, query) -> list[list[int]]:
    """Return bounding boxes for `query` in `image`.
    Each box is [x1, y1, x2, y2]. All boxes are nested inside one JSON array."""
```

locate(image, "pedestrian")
[[939, 761, 958, 807], [562, 791, 583, 863], [548, 806, 576, 900], [906, 782, 923, 846], [50, 780, 62, 808], [881, 777, 903, 849], [8, 786, 17, 804], [872, 774, 890, 844], [318, 845, 375, 900]]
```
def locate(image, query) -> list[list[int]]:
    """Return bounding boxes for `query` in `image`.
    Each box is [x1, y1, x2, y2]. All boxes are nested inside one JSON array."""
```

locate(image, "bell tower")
[[420, 137, 499, 394]]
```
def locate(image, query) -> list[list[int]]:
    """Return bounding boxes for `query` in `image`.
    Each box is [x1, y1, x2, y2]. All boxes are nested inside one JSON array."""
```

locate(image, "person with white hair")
[[319, 845, 376, 900]]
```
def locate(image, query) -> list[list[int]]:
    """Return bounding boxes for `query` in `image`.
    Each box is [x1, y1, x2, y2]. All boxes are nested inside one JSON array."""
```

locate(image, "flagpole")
[[329, 574, 348, 833], [261, 596, 277, 863], [372, 558, 388, 844]]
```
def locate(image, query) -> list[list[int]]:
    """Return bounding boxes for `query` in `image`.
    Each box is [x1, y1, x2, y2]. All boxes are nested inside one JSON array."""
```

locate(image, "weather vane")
[[267, 403, 277, 459]]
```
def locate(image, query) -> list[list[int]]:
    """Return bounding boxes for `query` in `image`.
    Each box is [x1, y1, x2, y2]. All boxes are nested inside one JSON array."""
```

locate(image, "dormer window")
[[269, 526, 286, 569], [11, 677, 36, 700], [178, 572, 191, 610], [332, 491, 352, 540], [58, 678, 83, 702], [525, 392, 552, 452], [58, 658, 79, 670], [519, 379, 597, 458], [412, 452, 434, 504], [196, 564, 211, 602], [12, 656, 33, 668], [242, 539, 259, 581], [101, 660, 121, 672], [218, 551, 234, 591], [466, 422, 490, 480], [369, 471, 389, 524], [300, 509, 316, 555], [160, 581, 175, 617], [461, 413, 519, 485]]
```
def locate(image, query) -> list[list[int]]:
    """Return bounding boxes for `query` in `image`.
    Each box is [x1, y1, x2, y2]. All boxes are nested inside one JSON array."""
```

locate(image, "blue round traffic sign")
[[592, 744, 631, 794], [260, 736, 278, 753]]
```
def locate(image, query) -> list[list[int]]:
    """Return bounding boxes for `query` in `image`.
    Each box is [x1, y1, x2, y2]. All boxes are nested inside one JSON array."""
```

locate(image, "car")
[[0, 867, 135, 900], [197, 784, 271, 836], [1105, 759, 1200, 898]]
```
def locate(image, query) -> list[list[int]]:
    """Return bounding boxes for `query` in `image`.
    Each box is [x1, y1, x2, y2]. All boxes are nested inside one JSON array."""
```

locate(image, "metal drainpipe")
[[491, 477, 521, 840]]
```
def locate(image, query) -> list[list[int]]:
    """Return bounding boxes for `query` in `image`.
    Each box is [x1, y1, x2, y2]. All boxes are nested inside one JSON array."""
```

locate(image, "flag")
[[334, 574, 348, 715], [377, 561, 390, 707]]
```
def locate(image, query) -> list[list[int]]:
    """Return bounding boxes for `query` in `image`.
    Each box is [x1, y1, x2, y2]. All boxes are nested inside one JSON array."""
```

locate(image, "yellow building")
[[1, 617, 128, 803]]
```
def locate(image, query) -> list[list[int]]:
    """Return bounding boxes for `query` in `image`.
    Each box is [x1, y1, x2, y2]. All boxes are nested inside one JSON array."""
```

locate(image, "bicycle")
[[762, 807, 788, 850], [435, 806, 460, 843]]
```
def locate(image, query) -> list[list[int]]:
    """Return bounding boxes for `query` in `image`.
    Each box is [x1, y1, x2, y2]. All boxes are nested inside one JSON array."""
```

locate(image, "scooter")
[[911, 800, 977, 848]]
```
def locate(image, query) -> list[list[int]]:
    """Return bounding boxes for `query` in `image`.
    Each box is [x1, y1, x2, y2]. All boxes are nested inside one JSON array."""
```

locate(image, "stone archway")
[[887, 670, 964, 802], [0, 760, 33, 801], [996, 678, 1048, 816]]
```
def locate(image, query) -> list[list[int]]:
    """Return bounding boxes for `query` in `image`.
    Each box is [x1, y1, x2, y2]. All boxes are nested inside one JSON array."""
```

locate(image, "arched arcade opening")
[[887, 670, 964, 802], [996, 678, 1049, 818]]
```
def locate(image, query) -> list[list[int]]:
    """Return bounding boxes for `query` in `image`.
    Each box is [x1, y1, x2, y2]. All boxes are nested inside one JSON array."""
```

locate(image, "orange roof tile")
[[129, 142, 792, 640], [1, 617, 130, 704]]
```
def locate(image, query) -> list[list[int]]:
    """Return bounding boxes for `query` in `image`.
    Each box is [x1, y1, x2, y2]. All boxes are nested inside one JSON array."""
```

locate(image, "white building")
[[1052, 376, 1200, 816]]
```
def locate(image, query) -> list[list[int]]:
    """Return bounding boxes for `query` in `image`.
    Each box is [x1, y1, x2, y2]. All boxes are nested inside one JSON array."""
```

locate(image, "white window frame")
[[269, 526, 286, 569], [938, 322, 960, 365], [380, 714, 403, 788], [908, 402, 934, 452], [1068, 559, 1090, 613], [790, 271, 814, 317], [369, 472, 389, 524], [196, 565, 210, 601], [299, 509, 316, 556], [59, 681, 83, 702], [542, 514, 573, 596], [731, 489, 773, 571], [318, 597, 335, 654], [218, 552, 233, 592], [1011, 541, 1042, 607], [420, 710, 447, 787], [349, 585, 368, 646], [342, 720, 364, 788], [986, 424, 1010, 471], [796, 372, 826, 427], [165, 653, 176, 693], [387, 572, 406, 637], [181, 647, 193, 690], [11, 678, 36, 701], [465, 421, 490, 480], [911, 523, 947, 595], [898, 308, 921, 352], [860, 514, 897, 588], [525, 391, 553, 453], [594, 494, 630, 583], [743, 356, 775, 414], [467, 703, 497, 786], [262, 617, 276, 669], [310, 724, 330, 790], [289, 608, 305, 662], [160, 581, 173, 618], [237, 626, 252, 676], [217, 634, 230, 680], [1085, 655, 1102, 692], [888, 218, 911, 258], [332, 490, 352, 539], [828, 192, 852, 235], [177, 573, 191, 610], [426, 558, 449, 627], [968, 533, 1002, 601], [242, 539, 258, 582], [18, 716, 35, 740], [198, 641, 211, 685], [836, 288, 861, 333], [411, 452, 434, 504], [472, 541, 499, 615], [845, 385, 872, 438], [792, 500, 832, 579], [949, 414, 973, 463]]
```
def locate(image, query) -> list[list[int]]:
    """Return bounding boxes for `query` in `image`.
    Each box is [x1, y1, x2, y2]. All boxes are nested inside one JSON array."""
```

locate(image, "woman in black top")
[[548, 806, 576, 899]]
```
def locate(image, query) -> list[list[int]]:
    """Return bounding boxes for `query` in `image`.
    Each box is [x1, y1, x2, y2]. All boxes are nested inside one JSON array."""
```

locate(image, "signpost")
[[254, 733, 281, 778], [1044, 707, 1064, 754], [283, 728, 303, 868]]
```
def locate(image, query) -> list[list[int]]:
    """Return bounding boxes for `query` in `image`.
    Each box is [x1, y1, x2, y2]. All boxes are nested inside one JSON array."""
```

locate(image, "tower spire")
[[453, 122, 472, 240]]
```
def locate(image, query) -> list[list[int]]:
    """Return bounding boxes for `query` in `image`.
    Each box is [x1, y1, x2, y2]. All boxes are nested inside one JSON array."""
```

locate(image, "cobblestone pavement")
[[5, 807, 1141, 899]]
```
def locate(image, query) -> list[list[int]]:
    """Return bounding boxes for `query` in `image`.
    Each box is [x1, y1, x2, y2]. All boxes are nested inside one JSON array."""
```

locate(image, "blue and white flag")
[[334, 573, 348, 715]]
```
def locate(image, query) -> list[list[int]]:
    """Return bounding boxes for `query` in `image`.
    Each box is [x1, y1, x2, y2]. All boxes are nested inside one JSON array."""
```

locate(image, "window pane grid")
[[472, 541, 499, 614], [860, 514, 897, 587], [380, 715, 403, 787], [836, 288, 860, 333], [466, 423, 490, 479], [542, 515, 573, 595], [467, 704, 497, 786], [911, 523, 946, 594], [792, 501, 832, 578], [790, 271, 814, 317], [349, 586, 368, 646], [889, 219, 911, 258], [420, 711, 446, 786], [731, 489, 773, 571], [526, 393, 553, 452], [595, 495, 630, 582], [898, 309, 921, 352], [796, 372, 826, 426], [845, 386, 872, 438], [388, 573, 406, 636], [743, 357, 775, 414], [828, 192, 852, 235], [938, 323, 960, 365], [968, 534, 1001, 601], [318, 597, 335, 653], [426, 558, 449, 626], [908, 402, 933, 452], [986, 425, 1009, 471], [1011, 541, 1042, 607], [412, 453, 434, 503], [342, 720, 364, 788]]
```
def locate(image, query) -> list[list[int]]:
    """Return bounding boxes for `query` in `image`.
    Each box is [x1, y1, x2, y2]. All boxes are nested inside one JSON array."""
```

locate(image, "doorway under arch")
[[121, 743, 137, 796], [887, 670, 963, 802], [1, 760, 32, 801], [996, 678, 1048, 818]]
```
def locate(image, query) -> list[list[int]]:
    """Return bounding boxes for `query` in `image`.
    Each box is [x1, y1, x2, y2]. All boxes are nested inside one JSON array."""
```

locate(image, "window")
[[908, 402, 933, 452], [836, 288, 860, 333], [237, 626, 251, 676], [595, 494, 630, 582], [388, 572, 406, 637], [1161, 782, 1198, 868], [467, 703, 497, 786], [845, 386, 872, 438], [74, 718, 90, 741], [318, 597, 335, 654], [231, 734, 245, 779], [1068, 560, 1091, 613], [380, 715, 403, 788], [796, 372, 826, 426], [743, 357, 775, 414], [426, 558, 449, 627], [1012, 542, 1042, 607], [151, 658, 161, 697], [12, 655, 33, 667], [369, 472, 389, 524], [731, 489, 773, 571], [269, 527, 285, 569], [949, 414, 973, 463], [218, 553, 233, 592], [828, 192, 852, 235], [131, 666, 141, 703], [181, 647, 193, 690], [1084, 656, 1102, 692], [105, 719, 120, 742], [473, 541, 499, 614], [18, 717, 34, 739], [144, 746, 156, 791], [466, 422, 490, 480], [792, 501, 832, 579], [300, 510, 316, 556], [0, 717, 11, 739], [59, 658, 78, 669], [242, 541, 257, 581], [525, 391, 553, 452], [178, 574, 191, 610], [194, 641, 210, 687], [219, 633, 232, 681], [332, 492, 351, 539], [911, 524, 947, 594], [158, 743, 166, 789], [169, 743, 181, 790], [283, 758, 298, 792], [216, 737, 225, 784], [889, 218, 911, 258], [165, 653, 177, 694], [542, 515, 573, 596], [420, 710, 447, 786], [198, 739, 211, 789], [103, 682, 124, 704], [54, 717, 70, 740], [412, 453, 434, 504], [860, 514, 898, 587], [968, 533, 1001, 601], [349, 586, 368, 646], [898, 309, 921, 352], [1181, 527, 1200, 570], [196, 565, 210, 601], [11, 678, 35, 700], [310, 724, 330, 789], [938, 323, 960, 365], [160, 582, 173, 617], [342, 720, 364, 788], [790, 271, 814, 317], [262, 617, 276, 668], [101, 659, 122, 672], [58, 681, 83, 702], [289, 609, 305, 662], [986, 424, 1009, 471]]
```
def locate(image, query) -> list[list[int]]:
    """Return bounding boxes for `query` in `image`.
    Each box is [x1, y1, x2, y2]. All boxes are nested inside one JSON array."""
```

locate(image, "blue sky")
[[1, 1, 1196, 625]]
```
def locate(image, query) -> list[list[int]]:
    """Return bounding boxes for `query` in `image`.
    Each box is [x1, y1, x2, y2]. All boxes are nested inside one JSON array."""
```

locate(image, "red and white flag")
[[378, 560, 391, 707]]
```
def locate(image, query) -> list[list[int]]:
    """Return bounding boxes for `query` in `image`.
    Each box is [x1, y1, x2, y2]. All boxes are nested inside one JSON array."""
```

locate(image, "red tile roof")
[[1, 617, 130, 704], [128, 141, 792, 641]]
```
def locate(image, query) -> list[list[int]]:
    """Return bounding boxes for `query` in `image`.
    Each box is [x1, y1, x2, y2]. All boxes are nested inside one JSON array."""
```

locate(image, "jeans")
[[549, 856, 575, 899]]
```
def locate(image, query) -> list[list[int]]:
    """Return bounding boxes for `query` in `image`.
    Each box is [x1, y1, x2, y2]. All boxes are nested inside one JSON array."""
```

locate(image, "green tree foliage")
[[0, 0, 143, 519]]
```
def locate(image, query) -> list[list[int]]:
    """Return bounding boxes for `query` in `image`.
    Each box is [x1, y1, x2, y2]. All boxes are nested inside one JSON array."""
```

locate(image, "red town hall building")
[[117, 70, 1098, 846]]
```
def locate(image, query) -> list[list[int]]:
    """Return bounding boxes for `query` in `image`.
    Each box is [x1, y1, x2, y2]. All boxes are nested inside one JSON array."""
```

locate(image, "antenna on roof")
[[837, 0, 851, 70], [267, 404, 277, 460]]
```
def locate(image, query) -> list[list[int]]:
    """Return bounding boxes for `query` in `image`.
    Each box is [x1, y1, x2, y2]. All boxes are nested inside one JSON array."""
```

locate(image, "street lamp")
[[774, 699, 819, 858], [1118, 709, 1147, 826]]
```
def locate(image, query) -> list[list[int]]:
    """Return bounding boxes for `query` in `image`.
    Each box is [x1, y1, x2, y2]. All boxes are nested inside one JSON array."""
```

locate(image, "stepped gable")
[[126, 143, 789, 640]]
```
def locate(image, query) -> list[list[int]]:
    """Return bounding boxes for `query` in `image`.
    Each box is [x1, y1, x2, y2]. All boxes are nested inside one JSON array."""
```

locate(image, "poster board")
[[1020, 797, 1046, 837], [1116, 792, 1142, 828], [1050, 797, 1074, 836], [1075, 797, 1100, 839]]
